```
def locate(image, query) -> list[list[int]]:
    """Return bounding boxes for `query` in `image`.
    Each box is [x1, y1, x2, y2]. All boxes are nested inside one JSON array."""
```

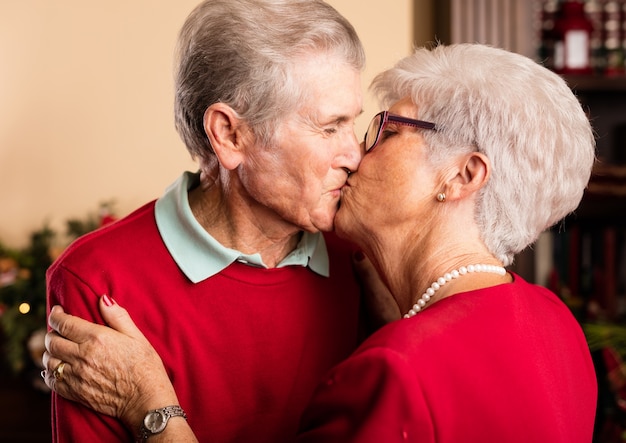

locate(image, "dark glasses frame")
[[364, 110, 437, 152]]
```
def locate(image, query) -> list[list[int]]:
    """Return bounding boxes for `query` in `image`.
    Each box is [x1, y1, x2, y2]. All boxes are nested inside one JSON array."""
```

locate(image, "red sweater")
[[297, 275, 597, 442], [47, 200, 361, 443]]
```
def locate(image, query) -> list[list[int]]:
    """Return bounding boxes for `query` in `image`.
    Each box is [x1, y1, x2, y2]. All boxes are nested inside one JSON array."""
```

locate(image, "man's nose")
[[339, 130, 363, 172]]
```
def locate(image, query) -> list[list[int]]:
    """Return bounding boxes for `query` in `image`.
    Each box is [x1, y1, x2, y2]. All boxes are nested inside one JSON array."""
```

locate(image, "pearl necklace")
[[403, 264, 507, 318]]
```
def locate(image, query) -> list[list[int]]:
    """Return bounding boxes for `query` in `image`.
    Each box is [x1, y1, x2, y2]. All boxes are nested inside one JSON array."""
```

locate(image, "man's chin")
[[310, 213, 337, 233], [308, 201, 342, 233]]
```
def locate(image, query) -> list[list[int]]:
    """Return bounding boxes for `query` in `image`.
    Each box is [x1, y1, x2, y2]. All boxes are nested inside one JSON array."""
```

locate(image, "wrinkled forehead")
[[291, 56, 363, 121]]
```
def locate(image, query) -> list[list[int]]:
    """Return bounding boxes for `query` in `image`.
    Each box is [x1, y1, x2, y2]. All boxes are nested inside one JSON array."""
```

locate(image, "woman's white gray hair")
[[370, 43, 596, 266], [174, 0, 365, 162]]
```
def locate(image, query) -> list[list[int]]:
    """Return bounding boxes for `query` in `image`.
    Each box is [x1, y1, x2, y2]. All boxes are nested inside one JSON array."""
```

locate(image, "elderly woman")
[[44, 44, 597, 442]]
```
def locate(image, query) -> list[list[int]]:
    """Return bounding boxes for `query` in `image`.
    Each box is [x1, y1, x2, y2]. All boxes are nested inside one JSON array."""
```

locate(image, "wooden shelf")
[[587, 163, 626, 197]]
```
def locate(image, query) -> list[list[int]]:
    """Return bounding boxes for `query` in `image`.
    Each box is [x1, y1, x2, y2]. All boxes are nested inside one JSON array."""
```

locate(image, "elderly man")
[[45, 1, 366, 442]]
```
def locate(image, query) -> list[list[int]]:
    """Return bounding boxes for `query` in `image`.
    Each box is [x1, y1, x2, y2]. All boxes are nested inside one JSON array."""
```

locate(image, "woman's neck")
[[372, 225, 507, 316]]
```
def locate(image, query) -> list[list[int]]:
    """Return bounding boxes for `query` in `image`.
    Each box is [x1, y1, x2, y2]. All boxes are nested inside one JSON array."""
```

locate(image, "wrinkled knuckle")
[[44, 333, 53, 352], [41, 351, 49, 367], [116, 304, 130, 316], [55, 316, 74, 338], [46, 334, 62, 356]]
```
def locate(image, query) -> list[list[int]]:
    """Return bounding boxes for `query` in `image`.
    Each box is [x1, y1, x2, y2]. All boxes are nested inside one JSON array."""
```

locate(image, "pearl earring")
[[436, 192, 446, 202]]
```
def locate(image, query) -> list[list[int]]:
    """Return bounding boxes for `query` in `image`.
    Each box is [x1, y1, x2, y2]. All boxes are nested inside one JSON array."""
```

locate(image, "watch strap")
[[137, 405, 187, 442]]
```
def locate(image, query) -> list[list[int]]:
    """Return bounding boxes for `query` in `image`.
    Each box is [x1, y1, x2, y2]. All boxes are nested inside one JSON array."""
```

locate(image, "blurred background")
[[1, 1, 626, 441]]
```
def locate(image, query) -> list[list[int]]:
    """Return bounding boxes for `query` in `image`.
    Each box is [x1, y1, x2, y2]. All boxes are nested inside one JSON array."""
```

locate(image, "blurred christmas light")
[[18, 302, 31, 314]]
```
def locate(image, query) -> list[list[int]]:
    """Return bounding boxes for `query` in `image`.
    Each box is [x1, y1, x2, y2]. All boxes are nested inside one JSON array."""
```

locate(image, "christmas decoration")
[[0, 201, 116, 376]]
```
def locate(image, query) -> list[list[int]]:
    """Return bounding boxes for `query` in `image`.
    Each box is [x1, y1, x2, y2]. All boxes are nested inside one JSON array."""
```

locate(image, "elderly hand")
[[353, 251, 401, 330], [42, 296, 179, 431]]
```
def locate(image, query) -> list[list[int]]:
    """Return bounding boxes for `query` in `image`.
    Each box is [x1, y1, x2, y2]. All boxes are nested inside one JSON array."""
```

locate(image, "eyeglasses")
[[364, 110, 437, 152]]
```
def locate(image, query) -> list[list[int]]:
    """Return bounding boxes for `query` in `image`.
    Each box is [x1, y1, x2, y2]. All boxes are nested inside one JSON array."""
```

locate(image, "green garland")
[[0, 227, 53, 373], [0, 202, 115, 374], [585, 322, 626, 360]]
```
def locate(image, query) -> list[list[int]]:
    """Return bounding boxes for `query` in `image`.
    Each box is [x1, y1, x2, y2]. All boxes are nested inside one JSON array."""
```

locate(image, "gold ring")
[[53, 362, 66, 382]]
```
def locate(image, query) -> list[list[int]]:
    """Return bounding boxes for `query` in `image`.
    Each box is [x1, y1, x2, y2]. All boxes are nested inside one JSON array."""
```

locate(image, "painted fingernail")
[[102, 294, 115, 307]]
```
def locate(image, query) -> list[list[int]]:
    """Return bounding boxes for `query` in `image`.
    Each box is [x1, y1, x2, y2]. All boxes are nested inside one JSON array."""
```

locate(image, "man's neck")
[[188, 179, 303, 268]]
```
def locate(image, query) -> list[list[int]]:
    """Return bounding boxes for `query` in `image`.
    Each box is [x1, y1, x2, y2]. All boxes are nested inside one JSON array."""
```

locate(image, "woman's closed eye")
[[379, 128, 398, 142]]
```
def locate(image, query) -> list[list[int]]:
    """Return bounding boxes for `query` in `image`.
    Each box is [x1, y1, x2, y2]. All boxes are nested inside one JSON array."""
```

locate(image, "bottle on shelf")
[[553, 0, 595, 74]]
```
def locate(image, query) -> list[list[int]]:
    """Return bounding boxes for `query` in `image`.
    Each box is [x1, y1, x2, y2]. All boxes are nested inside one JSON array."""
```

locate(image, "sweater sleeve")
[[296, 346, 435, 443], [47, 262, 134, 443]]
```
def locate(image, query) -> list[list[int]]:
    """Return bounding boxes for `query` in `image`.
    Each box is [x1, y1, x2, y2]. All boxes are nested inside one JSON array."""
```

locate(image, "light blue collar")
[[155, 171, 329, 283]]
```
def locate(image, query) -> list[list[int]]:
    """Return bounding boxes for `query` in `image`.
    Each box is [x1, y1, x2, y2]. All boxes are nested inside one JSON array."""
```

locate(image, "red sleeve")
[[296, 347, 435, 443], [47, 262, 134, 443]]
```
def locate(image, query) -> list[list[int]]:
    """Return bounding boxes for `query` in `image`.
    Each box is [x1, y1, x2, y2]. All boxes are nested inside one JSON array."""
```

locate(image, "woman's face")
[[336, 97, 439, 247]]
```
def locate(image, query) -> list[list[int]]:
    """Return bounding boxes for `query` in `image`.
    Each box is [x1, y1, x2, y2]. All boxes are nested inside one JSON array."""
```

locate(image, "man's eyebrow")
[[326, 109, 364, 123]]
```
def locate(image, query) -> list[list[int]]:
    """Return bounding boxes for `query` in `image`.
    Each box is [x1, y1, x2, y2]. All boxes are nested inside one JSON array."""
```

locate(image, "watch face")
[[144, 411, 167, 433]]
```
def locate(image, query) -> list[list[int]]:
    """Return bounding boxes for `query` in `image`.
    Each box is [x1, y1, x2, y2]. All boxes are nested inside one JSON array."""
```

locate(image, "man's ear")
[[445, 152, 490, 201], [203, 103, 250, 170]]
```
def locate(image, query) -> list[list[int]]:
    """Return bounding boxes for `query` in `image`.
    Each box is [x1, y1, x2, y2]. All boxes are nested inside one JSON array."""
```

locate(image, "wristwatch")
[[137, 405, 187, 442]]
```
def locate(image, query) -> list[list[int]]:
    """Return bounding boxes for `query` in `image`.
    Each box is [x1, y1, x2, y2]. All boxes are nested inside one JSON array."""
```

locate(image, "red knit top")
[[297, 275, 597, 443]]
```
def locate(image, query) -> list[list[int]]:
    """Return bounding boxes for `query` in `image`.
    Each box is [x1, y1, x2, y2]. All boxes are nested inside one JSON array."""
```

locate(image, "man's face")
[[238, 54, 363, 233]]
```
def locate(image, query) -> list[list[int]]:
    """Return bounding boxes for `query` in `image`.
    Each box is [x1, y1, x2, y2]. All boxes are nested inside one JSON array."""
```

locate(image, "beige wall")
[[0, 0, 416, 248]]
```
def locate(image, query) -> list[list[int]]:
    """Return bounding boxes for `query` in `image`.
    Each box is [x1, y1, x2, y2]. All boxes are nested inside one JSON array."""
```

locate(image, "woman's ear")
[[203, 103, 250, 170], [445, 152, 490, 201]]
